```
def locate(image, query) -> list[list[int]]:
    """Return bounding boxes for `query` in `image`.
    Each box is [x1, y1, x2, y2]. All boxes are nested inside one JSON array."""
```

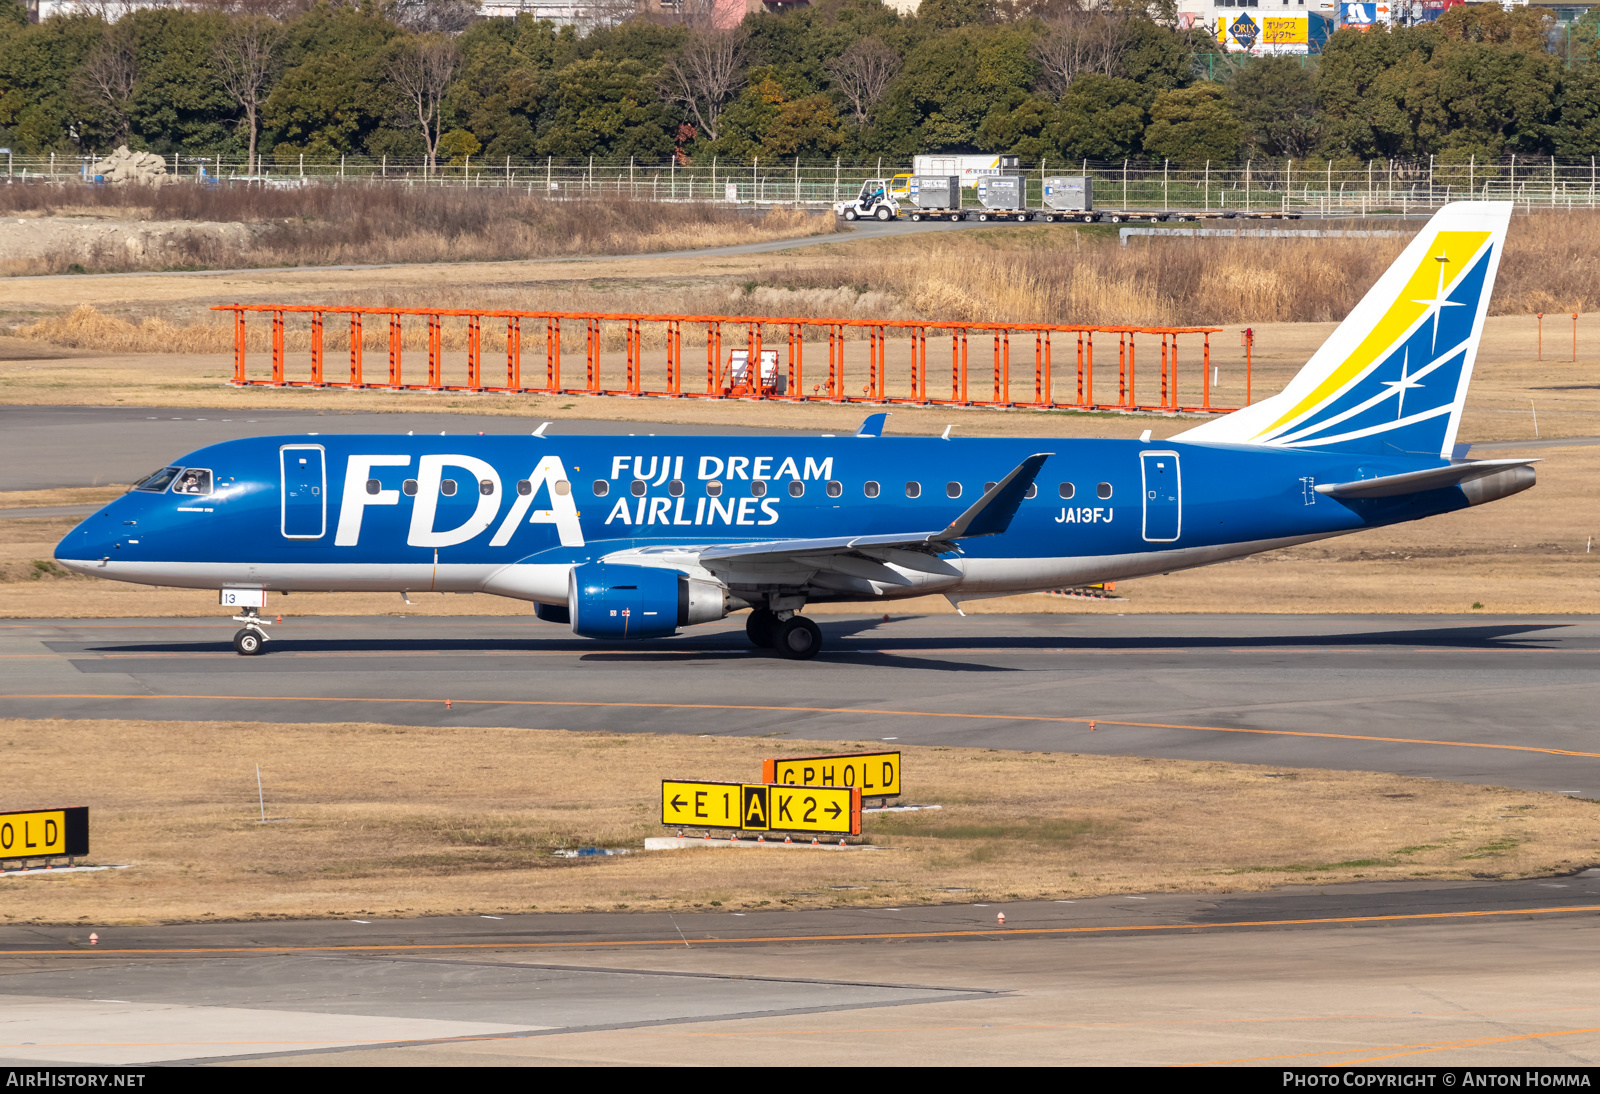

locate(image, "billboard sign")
[[1229, 13, 1260, 49], [1262, 15, 1309, 43]]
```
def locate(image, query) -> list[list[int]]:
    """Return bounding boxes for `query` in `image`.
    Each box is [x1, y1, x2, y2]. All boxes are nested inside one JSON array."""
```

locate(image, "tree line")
[[2, 0, 1599, 171]]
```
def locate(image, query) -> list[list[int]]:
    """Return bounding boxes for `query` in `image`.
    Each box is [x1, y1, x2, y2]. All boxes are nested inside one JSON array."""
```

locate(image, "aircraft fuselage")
[[57, 433, 1493, 607]]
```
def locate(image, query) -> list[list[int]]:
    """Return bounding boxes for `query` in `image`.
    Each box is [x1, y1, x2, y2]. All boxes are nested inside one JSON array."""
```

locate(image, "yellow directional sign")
[[662, 781, 860, 835], [662, 780, 747, 829], [0, 807, 88, 858], [763, 752, 901, 798], [769, 785, 860, 835]]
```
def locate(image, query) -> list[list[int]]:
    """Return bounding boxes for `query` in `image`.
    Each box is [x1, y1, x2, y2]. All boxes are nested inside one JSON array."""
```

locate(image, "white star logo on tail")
[[1412, 251, 1465, 353], [1381, 347, 1425, 419]]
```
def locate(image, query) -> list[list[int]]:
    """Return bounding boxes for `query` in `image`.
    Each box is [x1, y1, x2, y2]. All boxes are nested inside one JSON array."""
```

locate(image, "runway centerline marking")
[[7, 693, 1600, 761], [3, 904, 1599, 958]]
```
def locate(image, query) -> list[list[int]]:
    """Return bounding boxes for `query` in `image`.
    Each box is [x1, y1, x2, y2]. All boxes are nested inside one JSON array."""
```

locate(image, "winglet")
[[532, 421, 550, 437], [936, 453, 1051, 541], [856, 412, 890, 437]]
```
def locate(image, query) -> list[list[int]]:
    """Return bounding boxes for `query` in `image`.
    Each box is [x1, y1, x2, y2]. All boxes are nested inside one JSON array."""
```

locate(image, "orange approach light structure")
[[215, 304, 1235, 415]]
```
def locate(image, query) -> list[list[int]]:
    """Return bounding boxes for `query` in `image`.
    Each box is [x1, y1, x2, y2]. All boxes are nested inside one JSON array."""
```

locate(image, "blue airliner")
[[57, 202, 1534, 659]]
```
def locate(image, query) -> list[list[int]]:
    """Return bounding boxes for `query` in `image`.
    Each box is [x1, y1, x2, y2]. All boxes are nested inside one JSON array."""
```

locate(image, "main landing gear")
[[745, 607, 823, 661], [231, 606, 271, 656]]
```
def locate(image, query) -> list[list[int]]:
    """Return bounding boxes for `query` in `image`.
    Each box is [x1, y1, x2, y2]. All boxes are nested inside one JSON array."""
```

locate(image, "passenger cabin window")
[[402, 479, 419, 496], [1059, 482, 1075, 499], [366, 478, 382, 496], [592, 480, 608, 497], [905, 481, 921, 499], [133, 467, 182, 493], [1025, 484, 1037, 499], [750, 480, 768, 497], [1097, 482, 1113, 499], [706, 480, 724, 497], [826, 480, 842, 498], [946, 482, 962, 498], [984, 482, 996, 493], [788, 480, 804, 497], [554, 480, 570, 496], [479, 479, 495, 496], [518, 480, 533, 496], [667, 479, 684, 497], [864, 481, 880, 498], [630, 480, 646, 497], [440, 479, 457, 497], [173, 468, 212, 495]]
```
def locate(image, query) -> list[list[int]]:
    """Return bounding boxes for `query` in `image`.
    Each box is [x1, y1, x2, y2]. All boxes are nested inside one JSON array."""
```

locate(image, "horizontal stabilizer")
[[1314, 458, 1536, 499]]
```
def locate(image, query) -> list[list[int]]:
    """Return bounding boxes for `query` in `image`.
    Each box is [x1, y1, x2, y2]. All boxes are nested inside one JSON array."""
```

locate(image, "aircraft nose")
[[55, 505, 123, 574]]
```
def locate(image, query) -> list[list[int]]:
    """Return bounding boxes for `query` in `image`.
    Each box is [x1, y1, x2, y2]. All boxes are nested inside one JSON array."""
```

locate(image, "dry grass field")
[[10, 209, 1600, 340], [759, 211, 1600, 327], [0, 186, 836, 276], [3, 718, 1595, 927]]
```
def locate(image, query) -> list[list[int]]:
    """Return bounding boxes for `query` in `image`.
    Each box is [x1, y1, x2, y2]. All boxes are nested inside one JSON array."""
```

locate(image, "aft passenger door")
[[280, 444, 326, 539], [1140, 451, 1180, 542]]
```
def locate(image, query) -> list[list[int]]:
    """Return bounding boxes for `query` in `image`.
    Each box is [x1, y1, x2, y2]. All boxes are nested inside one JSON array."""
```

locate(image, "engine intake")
[[568, 562, 727, 639]]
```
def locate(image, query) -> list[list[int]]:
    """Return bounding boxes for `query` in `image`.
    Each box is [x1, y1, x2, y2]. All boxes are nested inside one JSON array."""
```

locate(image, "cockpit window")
[[132, 467, 182, 493], [173, 468, 212, 496]]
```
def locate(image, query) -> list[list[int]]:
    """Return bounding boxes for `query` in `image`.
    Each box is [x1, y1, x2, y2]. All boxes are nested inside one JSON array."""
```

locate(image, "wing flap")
[[696, 453, 1052, 568]]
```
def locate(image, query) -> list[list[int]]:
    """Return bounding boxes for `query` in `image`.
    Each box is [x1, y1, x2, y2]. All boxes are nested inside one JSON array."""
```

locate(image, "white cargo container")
[[975, 175, 1028, 219], [906, 175, 965, 221], [1041, 176, 1094, 221]]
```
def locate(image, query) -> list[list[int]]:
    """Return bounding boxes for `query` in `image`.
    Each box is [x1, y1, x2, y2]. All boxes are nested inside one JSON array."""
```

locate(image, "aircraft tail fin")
[[1172, 201, 1511, 459]]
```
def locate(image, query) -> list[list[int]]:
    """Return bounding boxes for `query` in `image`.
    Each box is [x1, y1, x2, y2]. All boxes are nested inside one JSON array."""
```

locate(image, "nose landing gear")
[[230, 607, 271, 655]]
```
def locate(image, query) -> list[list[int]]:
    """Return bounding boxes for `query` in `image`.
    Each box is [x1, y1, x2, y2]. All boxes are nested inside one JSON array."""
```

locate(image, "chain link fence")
[[7, 152, 1600, 215]]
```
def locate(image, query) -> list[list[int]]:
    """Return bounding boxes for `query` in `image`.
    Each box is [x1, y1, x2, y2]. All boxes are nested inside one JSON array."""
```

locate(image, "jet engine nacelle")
[[567, 562, 727, 639]]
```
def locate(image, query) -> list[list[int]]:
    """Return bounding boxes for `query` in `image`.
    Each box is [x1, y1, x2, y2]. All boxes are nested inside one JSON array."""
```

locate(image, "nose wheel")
[[229, 606, 271, 655]]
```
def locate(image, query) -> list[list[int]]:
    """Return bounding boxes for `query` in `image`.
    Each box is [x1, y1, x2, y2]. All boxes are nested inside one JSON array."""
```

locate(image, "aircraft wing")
[[1314, 458, 1537, 499], [696, 453, 1051, 582]]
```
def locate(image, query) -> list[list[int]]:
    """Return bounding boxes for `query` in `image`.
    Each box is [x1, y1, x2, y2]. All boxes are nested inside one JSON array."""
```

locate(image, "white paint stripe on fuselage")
[[56, 530, 1340, 606]]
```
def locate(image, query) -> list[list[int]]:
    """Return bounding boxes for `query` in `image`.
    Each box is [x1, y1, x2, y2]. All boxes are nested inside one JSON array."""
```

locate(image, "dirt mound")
[[97, 145, 169, 187]]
